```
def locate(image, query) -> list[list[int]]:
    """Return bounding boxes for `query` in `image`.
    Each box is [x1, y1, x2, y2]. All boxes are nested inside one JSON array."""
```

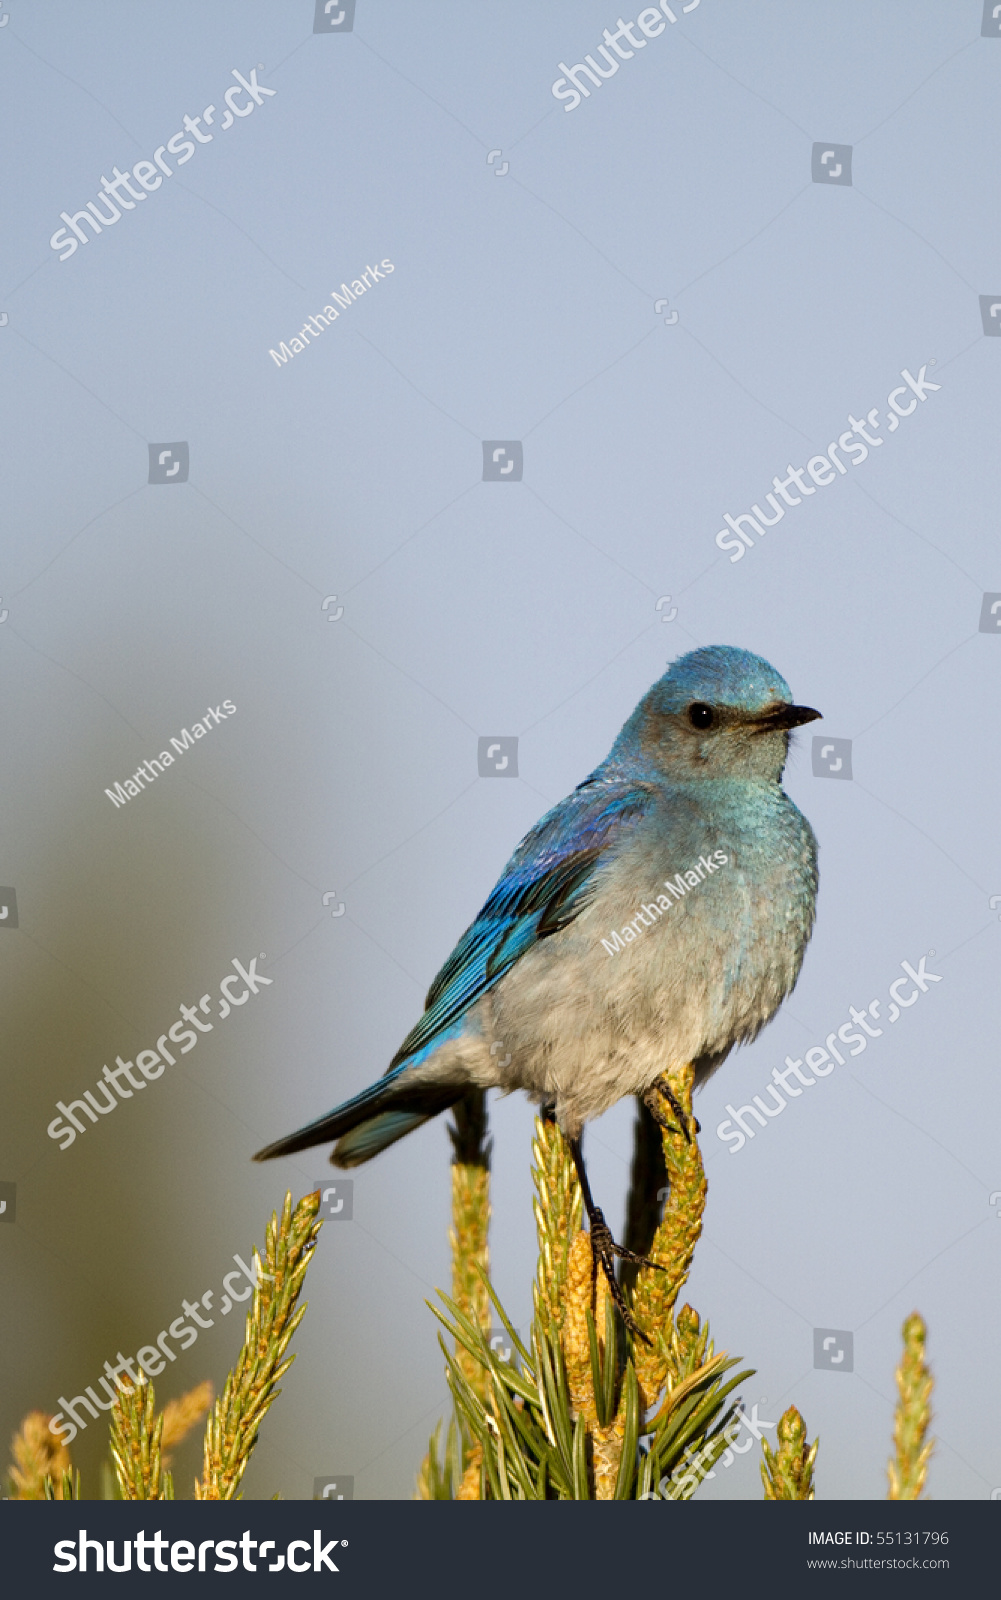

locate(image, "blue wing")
[[387, 776, 654, 1070], [254, 775, 654, 1165]]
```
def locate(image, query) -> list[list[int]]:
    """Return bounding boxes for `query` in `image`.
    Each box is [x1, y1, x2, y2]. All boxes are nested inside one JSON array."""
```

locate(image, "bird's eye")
[[688, 703, 715, 729]]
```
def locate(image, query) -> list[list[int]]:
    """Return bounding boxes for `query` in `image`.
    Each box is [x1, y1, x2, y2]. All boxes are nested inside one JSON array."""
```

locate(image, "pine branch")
[[161, 1380, 213, 1464], [761, 1405, 818, 1500], [531, 1114, 582, 1337], [195, 1190, 322, 1500], [629, 1064, 708, 1409], [429, 1111, 751, 1500], [7, 1412, 72, 1500], [110, 1378, 167, 1500], [416, 1417, 467, 1500], [887, 1312, 933, 1500], [43, 1469, 81, 1501], [417, 1093, 493, 1498], [644, 1305, 750, 1500]]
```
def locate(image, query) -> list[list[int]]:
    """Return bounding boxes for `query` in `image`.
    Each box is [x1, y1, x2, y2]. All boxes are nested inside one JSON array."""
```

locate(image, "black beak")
[[752, 702, 822, 732]]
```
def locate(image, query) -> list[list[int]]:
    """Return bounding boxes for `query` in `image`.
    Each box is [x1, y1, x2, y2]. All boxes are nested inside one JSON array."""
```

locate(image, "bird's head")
[[615, 645, 821, 782]]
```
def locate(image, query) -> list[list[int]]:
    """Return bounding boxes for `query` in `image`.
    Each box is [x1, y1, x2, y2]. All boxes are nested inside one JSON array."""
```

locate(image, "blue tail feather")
[[331, 1109, 437, 1167], [253, 1068, 462, 1165]]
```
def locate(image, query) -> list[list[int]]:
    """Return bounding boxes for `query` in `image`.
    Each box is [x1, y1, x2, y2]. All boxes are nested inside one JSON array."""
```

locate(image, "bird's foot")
[[645, 1076, 699, 1142], [588, 1206, 665, 1344]]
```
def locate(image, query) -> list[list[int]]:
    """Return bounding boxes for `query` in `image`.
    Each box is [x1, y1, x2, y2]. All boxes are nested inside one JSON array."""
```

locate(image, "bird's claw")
[[588, 1207, 665, 1345], [646, 1076, 694, 1143]]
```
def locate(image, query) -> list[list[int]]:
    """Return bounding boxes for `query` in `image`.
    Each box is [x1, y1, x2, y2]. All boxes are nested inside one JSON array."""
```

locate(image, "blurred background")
[[0, 0, 998, 1500]]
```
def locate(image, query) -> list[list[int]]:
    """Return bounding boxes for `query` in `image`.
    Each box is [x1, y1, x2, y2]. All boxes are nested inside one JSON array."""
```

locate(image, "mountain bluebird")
[[256, 645, 820, 1322]]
